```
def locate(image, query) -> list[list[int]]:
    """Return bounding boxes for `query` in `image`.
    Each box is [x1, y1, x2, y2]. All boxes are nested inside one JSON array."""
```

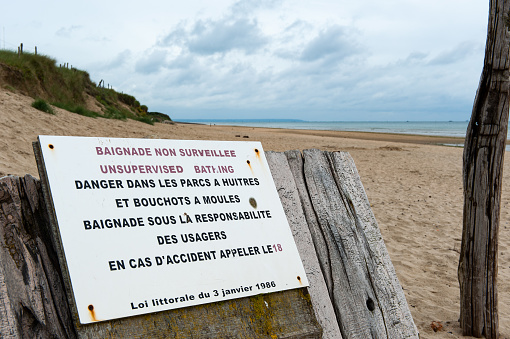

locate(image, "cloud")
[[229, 0, 283, 16], [428, 41, 478, 65], [158, 0, 274, 57], [166, 53, 195, 70], [300, 26, 361, 62], [96, 50, 131, 70], [135, 49, 168, 74], [55, 25, 82, 38], [161, 18, 267, 56], [189, 19, 267, 55], [273, 20, 313, 59], [114, 1, 482, 121], [405, 52, 428, 63]]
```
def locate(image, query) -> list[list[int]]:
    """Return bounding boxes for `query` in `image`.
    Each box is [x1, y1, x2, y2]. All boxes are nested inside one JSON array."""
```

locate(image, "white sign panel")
[[37, 135, 308, 324]]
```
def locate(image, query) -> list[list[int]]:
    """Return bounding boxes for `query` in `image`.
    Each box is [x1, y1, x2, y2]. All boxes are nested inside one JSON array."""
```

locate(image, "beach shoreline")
[[171, 121, 470, 146], [175, 121, 510, 147], [1, 88, 509, 338]]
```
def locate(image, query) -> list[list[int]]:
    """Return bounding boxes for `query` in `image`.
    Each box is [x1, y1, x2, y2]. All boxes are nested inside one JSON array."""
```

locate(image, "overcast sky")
[[2, 0, 489, 121]]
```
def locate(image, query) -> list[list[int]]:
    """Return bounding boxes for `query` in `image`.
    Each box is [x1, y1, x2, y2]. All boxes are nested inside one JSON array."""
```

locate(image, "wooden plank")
[[0, 175, 77, 339], [286, 149, 418, 338], [285, 150, 334, 293], [288, 149, 377, 337], [265, 151, 342, 339], [327, 151, 418, 338], [76, 289, 321, 339]]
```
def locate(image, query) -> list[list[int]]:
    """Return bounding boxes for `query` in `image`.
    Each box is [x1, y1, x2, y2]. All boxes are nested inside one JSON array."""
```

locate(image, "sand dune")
[[1, 87, 509, 338]]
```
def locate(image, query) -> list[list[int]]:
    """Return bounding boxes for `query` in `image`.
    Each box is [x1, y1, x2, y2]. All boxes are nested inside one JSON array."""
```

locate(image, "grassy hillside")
[[0, 50, 171, 124]]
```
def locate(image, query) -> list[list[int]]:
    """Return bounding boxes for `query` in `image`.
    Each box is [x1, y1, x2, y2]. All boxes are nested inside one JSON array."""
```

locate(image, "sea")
[[175, 120, 510, 151]]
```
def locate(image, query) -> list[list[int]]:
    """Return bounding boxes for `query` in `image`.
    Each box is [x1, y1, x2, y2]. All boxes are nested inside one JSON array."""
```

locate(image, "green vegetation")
[[0, 49, 172, 124], [3, 84, 16, 93], [31, 98, 54, 114], [147, 111, 175, 123], [52, 102, 100, 118]]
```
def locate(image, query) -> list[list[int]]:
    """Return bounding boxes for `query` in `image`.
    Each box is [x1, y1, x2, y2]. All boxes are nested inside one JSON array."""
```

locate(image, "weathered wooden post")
[[35, 46, 37, 55], [459, 0, 510, 337], [285, 149, 418, 338], [0, 175, 77, 338]]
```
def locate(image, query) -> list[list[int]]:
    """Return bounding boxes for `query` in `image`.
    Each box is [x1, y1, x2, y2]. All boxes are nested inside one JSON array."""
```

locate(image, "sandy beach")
[[1, 87, 509, 338]]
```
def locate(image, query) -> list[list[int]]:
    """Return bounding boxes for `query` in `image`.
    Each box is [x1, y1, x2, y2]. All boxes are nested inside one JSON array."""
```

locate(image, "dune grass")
[[0, 49, 169, 125], [31, 98, 54, 114]]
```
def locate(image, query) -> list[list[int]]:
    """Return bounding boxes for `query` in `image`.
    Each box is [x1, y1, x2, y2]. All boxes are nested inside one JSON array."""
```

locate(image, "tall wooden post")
[[459, 0, 510, 338]]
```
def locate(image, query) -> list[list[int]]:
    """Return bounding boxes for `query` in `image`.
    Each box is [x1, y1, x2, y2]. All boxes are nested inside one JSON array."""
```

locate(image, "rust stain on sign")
[[88, 304, 98, 322], [255, 148, 264, 164], [247, 148, 266, 177], [254, 148, 265, 168], [251, 148, 269, 177], [246, 159, 255, 176], [48, 144, 54, 150]]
